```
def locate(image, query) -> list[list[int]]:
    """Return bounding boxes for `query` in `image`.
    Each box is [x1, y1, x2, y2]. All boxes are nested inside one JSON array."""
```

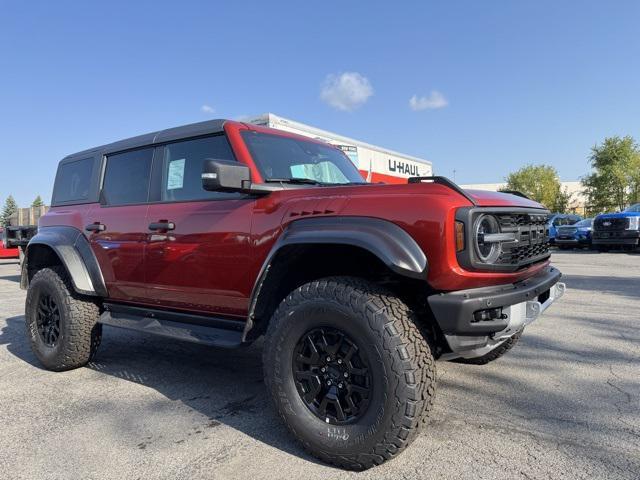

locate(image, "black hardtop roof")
[[62, 119, 228, 162]]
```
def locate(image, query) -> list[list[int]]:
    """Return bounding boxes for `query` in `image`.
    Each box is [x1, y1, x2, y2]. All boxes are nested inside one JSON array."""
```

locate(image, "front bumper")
[[428, 266, 565, 360], [592, 230, 640, 246], [555, 237, 590, 246]]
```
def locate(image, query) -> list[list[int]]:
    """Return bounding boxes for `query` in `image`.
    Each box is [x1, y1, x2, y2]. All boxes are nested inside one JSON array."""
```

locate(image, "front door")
[[144, 135, 254, 318], [88, 147, 154, 303]]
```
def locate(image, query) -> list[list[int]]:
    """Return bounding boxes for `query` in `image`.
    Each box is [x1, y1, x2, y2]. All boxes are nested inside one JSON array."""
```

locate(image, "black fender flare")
[[243, 216, 428, 341], [21, 226, 107, 297]]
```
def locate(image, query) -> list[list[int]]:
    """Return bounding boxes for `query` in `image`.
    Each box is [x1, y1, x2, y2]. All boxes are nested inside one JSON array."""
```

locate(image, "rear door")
[[87, 147, 154, 303], [144, 134, 254, 317]]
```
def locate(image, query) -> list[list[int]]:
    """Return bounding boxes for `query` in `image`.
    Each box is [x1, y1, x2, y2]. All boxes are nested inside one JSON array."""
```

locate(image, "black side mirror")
[[202, 159, 251, 193]]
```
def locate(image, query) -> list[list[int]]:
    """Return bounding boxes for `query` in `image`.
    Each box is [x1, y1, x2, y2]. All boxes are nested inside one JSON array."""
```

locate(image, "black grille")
[[594, 217, 628, 231], [495, 212, 550, 268]]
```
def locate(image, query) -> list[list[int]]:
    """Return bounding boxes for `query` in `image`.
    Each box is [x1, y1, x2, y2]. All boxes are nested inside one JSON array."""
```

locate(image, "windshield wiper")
[[264, 177, 323, 185]]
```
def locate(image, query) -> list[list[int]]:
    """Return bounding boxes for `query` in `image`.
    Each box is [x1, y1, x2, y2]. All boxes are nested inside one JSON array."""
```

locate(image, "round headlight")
[[474, 215, 502, 263]]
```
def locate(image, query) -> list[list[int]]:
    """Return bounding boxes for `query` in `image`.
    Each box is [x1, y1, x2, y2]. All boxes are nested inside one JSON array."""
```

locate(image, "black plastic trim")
[[100, 303, 244, 348], [428, 266, 561, 335], [23, 226, 108, 297], [243, 216, 429, 341], [408, 176, 477, 205], [455, 206, 551, 273], [272, 216, 427, 278]]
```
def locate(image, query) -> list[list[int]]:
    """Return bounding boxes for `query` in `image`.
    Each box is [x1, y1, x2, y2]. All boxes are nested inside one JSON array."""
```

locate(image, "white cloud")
[[320, 72, 373, 111], [201, 104, 215, 114], [409, 91, 448, 111]]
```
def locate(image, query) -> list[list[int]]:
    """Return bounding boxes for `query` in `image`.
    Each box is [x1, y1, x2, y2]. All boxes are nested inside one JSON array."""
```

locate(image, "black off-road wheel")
[[25, 266, 102, 371], [263, 277, 436, 470], [456, 328, 523, 365]]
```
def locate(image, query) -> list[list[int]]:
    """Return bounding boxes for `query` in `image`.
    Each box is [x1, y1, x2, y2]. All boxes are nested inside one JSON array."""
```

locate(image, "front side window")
[[160, 135, 236, 202], [53, 157, 93, 204], [102, 148, 153, 205], [241, 131, 364, 185]]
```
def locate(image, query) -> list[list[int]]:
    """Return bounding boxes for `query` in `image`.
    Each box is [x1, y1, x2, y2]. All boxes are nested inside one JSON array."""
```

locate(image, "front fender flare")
[[22, 226, 107, 297], [244, 216, 428, 341]]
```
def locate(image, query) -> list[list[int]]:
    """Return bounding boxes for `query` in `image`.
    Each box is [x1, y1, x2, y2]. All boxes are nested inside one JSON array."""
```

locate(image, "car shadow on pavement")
[[563, 273, 640, 300], [0, 315, 326, 467], [0, 274, 21, 283]]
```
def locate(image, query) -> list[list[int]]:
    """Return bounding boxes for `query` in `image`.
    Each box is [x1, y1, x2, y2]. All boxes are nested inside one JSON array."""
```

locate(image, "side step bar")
[[99, 303, 245, 348]]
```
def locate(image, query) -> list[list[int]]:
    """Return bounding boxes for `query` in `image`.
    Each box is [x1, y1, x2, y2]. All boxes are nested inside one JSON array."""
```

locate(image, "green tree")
[[31, 195, 44, 207], [1, 195, 18, 226], [553, 186, 572, 213], [582, 136, 640, 212], [500, 164, 567, 211]]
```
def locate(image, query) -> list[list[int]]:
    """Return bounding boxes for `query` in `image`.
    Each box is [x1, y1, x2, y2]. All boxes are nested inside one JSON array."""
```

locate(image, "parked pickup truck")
[[21, 119, 565, 470], [592, 204, 640, 251], [3, 225, 38, 261], [0, 227, 20, 259]]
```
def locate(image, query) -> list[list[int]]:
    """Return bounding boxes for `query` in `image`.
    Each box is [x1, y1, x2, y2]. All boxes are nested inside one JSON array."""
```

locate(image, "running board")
[[99, 303, 245, 348]]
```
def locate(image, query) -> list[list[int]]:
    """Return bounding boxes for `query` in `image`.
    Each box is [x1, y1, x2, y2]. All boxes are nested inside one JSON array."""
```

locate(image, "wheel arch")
[[243, 217, 429, 342], [21, 226, 107, 297]]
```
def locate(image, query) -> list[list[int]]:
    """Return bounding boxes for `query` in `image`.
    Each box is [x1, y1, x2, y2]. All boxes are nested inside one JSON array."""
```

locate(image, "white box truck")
[[246, 113, 432, 184]]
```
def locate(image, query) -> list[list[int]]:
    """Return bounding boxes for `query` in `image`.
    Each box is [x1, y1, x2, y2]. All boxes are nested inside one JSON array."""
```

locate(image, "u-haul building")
[[247, 113, 432, 183]]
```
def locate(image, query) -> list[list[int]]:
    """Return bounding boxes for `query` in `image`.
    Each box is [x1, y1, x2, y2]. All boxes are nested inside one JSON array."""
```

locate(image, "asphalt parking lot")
[[0, 251, 638, 480]]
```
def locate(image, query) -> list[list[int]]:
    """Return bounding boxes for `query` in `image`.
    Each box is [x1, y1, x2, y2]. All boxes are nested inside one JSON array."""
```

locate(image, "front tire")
[[25, 266, 102, 371], [263, 277, 436, 470]]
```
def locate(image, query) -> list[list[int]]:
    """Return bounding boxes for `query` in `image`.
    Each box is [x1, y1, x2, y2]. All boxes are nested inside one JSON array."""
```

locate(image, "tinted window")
[[53, 157, 94, 203], [624, 204, 640, 212], [553, 216, 580, 226], [102, 148, 153, 205], [241, 131, 364, 184], [161, 135, 236, 202]]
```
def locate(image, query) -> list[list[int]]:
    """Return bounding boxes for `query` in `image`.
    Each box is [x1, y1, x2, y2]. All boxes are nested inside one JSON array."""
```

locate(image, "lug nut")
[[327, 380, 332, 386], [343, 372, 348, 378], [337, 359, 342, 364], [326, 356, 331, 362], [320, 367, 326, 373], [338, 383, 343, 388]]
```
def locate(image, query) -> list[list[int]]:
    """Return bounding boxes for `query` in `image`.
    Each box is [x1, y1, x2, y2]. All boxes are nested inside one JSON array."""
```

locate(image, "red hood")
[[464, 189, 545, 209]]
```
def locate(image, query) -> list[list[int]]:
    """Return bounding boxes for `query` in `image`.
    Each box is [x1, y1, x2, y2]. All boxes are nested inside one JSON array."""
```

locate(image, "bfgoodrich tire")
[[456, 328, 524, 365], [263, 277, 436, 470], [25, 266, 102, 371]]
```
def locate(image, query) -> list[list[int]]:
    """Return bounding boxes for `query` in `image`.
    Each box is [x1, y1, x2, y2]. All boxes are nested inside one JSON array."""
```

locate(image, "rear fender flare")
[[22, 226, 107, 297]]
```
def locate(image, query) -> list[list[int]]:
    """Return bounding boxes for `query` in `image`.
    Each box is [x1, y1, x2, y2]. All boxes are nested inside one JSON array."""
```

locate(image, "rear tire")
[[263, 276, 436, 470], [456, 328, 523, 365], [25, 266, 102, 371]]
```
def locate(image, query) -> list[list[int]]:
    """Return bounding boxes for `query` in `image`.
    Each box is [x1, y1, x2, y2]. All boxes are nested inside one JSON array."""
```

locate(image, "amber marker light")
[[455, 221, 465, 252]]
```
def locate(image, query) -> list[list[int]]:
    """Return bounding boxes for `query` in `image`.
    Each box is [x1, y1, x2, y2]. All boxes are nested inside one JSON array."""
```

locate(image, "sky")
[[1, 0, 639, 207]]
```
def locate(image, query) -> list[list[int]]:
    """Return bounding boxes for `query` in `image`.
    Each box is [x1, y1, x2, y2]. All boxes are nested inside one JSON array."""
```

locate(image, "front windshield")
[[241, 131, 365, 185], [553, 216, 579, 226], [624, 203, 640, 212]]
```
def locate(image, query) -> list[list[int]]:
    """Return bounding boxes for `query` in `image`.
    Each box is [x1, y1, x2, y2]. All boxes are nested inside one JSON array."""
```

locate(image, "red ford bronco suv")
[[22, 120, 565, 470]]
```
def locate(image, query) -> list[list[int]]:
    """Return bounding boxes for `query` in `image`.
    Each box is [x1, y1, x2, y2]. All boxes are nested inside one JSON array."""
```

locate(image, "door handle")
[[85, 223, 106, 232], [149, 221, 175, 231]]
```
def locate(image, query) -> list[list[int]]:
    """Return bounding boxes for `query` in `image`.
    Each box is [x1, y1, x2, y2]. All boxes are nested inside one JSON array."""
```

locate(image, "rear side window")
[[160, 135, 236, 202], [102, 148, 154, 205], [52, 157, 94, 203]]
